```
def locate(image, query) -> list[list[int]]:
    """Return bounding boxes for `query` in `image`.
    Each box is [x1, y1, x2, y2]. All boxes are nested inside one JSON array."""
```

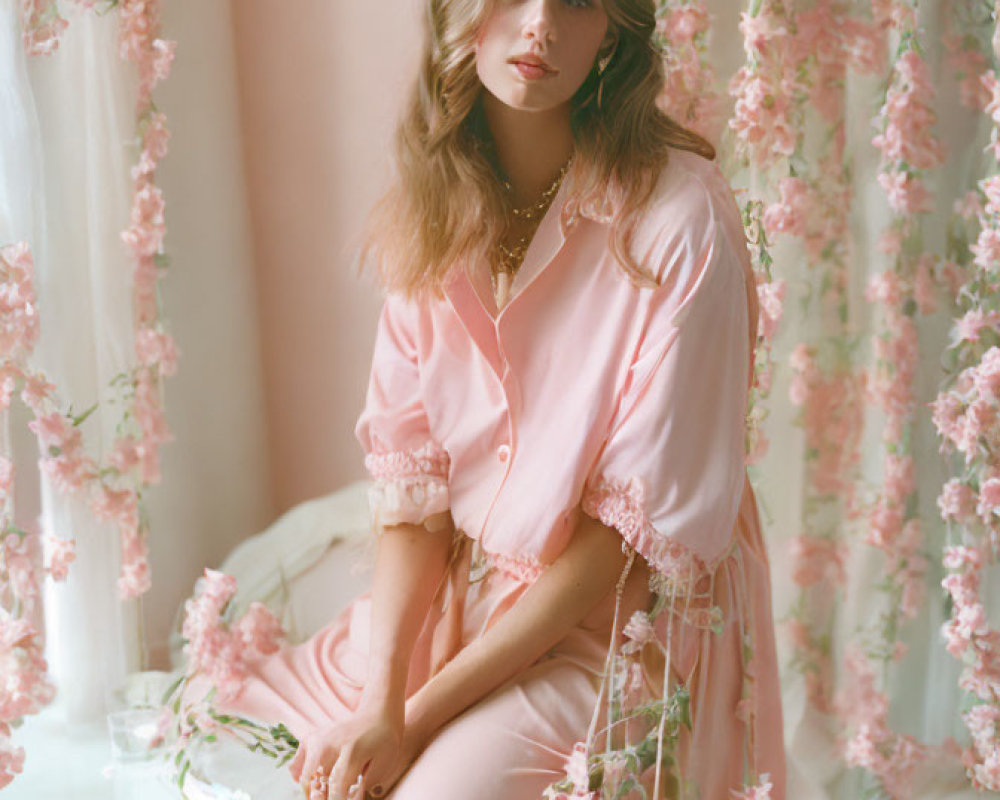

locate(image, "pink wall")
[[231, 1, 423, 511]]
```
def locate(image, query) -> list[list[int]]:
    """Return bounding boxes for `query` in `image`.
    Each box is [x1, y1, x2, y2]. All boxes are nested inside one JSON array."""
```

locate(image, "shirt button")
[[497, 443, 510, 463]]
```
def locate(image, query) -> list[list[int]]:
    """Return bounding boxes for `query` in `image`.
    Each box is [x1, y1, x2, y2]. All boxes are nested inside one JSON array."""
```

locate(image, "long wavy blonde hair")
[[357, 0, 716, 300]]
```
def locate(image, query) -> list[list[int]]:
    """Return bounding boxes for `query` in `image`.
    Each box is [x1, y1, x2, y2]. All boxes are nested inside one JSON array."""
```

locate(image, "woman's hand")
[[362, 714, 432, 797], [289, 701, 404, 800]]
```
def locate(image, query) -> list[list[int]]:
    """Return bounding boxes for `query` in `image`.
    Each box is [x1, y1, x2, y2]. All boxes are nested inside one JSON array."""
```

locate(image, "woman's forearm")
[[361, 514, 455, 710], [403, 515, 652, 741]]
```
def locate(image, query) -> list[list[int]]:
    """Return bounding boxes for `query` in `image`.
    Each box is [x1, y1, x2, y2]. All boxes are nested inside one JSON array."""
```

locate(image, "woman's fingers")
[[327, 745, 367, 800], [363, 748, 396, 791]]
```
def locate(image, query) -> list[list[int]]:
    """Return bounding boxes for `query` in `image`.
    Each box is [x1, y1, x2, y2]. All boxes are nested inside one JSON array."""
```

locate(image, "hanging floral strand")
[[776, 0, 879, 720], [930, 2, 1000, 789], [835, 2, 951, 797], [653, 0, 724, 145], [1, 0, 179, 789]]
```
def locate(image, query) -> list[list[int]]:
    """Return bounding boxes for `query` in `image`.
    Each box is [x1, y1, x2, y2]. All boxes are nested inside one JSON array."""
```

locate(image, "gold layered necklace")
[[491, 155, 573, 311]]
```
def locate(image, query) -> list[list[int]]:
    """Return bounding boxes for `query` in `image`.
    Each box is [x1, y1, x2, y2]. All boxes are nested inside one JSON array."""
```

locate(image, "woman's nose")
[[521, 0, 556, 44]]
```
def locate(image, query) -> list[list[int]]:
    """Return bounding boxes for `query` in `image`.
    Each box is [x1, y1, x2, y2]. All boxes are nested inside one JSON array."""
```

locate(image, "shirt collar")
[[442, 172, 579, 380], [455, 171, 578, 321]]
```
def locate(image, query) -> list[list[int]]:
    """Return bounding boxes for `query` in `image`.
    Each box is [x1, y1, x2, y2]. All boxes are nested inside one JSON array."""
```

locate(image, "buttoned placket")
[[443, 175, 577, 538]]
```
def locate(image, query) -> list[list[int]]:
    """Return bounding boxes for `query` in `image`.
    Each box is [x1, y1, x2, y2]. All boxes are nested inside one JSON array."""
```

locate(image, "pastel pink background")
[[230, 0, 423, 509], [144, 0, 425, 666]]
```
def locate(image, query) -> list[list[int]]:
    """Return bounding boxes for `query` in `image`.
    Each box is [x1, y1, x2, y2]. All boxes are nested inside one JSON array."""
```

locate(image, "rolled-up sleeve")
[[354, 292, 451, 535]]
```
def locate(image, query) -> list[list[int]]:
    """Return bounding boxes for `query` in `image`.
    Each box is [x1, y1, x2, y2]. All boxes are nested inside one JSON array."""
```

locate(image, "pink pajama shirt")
[[189, 148, 786, 799]]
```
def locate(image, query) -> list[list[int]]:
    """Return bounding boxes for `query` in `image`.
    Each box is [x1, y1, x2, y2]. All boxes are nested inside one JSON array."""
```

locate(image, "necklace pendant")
[[494, 270, 512, 311]]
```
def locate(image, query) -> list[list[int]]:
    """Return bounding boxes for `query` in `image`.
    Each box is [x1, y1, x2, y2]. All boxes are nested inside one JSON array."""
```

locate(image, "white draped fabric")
[[1, 0, 140, 724]]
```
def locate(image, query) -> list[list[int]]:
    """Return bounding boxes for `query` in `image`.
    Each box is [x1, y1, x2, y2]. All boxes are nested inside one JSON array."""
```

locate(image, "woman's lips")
[[511, 60, 553, 80]]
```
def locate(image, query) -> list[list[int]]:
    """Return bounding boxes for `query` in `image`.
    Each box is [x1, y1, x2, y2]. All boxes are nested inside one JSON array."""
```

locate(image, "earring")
[[597, 50, 613, 75], [595, 43, 616, 112]]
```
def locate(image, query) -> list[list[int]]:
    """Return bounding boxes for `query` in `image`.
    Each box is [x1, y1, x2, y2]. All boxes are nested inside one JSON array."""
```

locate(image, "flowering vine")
[[653, 0, 724, 145], [929, 4, 1000, 787], [833, 3, 953, 798], [1, 0, 179, 789]]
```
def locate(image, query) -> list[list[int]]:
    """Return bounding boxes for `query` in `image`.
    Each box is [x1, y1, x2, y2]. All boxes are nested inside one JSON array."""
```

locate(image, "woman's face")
[[474, 0, 612, 113]]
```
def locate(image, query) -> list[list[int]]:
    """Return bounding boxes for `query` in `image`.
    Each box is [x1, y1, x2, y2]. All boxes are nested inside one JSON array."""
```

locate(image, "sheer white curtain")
[[1, 0, 141, 724]]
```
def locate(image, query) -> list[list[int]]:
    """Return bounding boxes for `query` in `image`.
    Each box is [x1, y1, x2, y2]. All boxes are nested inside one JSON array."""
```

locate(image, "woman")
[[199, 1, 786, 798]]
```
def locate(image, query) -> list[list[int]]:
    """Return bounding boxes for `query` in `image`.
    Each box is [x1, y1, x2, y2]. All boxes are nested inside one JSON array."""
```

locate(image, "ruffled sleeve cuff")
[[364, 441, 451, 534], [581, 474, 711, 597]]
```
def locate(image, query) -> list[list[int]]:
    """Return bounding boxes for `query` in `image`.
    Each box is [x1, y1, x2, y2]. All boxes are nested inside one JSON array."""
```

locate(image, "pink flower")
[[865, 502, 904, 550], [954, 309, 1000, 345], [19, 373, 54, 413], [118, 558, 151, 599], [621, 610, 655, 653], [739, 11, 787, 57], [90, 486, 140, 534], [0, 740, 25, 789], [943, 544, 983, 571], [39, 454, 92, 494], [110, 435, 141, 474], [974, 347, 1000, 396], [233, 602, 285, 656], [664, 5, 710, 41], [135, 328, 179, 377], [842, 17, 887, 75], [150, 38, 176, 85], [196, 568, 238, 612], [44, 535, 76, 582], [756, 280, 785, 341], [762, 177, 810, 239], [133, 372, 172, 444], [976, 477, 1000, 521], [865, 270, 904, 307], [942, 571, 981, 610], [120, 184, 166, 258], [876, 170, 933, 215], [565, 742, 591, 795], [971, 225, 1000, 274], [28, 412, 81, 453], [937, 479, 979, 523], [929, 392, 965, 444]]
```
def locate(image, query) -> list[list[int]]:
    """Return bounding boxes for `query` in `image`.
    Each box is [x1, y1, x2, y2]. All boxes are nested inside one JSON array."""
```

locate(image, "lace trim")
[[367, 474, 449, 532], [363, 441, 450, 481], [581, 474, 710, 597], [483, 549, 545, 583]]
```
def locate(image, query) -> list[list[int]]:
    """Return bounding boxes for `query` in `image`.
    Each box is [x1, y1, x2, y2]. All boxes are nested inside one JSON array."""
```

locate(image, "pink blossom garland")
[[836, 3, 950, 797], [654, 0, 724, 145], [0, 0, 179, 789], [0, 243, 60, 788], [728, 0, 804, 170], [930, 10, 1000, 780], [773, 2, 881, 720]]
